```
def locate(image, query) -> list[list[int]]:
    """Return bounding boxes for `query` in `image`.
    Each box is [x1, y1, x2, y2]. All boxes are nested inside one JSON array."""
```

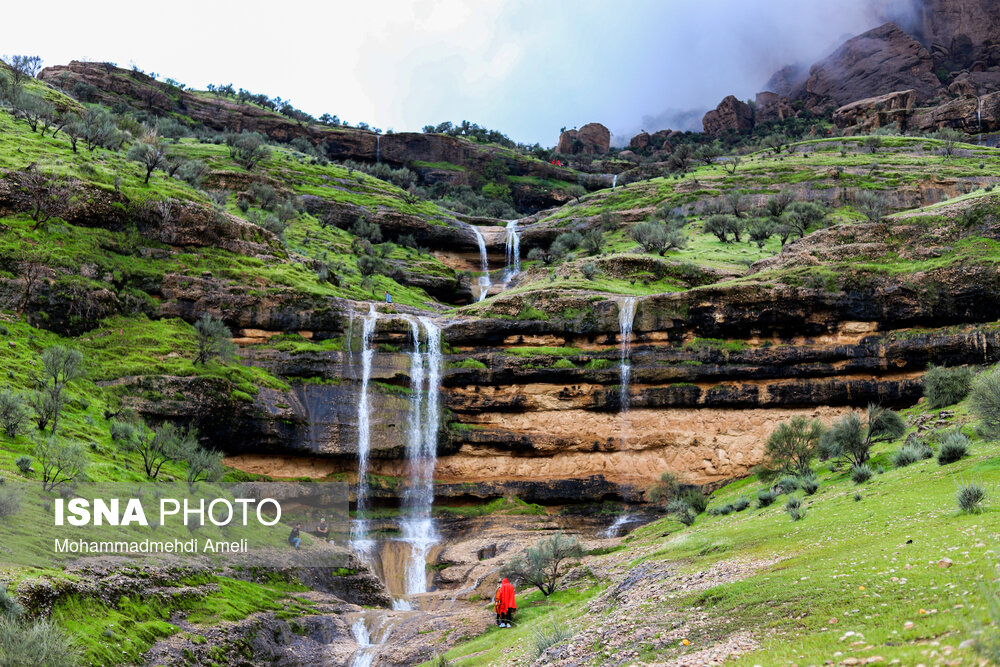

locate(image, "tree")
[[646, 471, 679, 505], [782, 201, 827, 238], [11, 92, 51, 132], [764, 134, 788, 154], [864, 135, 883, 153], [34, 438, 88, 491], [29, 346, 84, 435], [225, 131, 271, 170], [667, 144, 693, 172], [581, 229, 604, 255], [564, 184, 586, 202], [499, 533, 584, 596], [722, 155, 743, 174], [722, 191, 749, 218], [820, 404, 905, 467], [19, 165, 72, 230], [194, 314, 237, 365], [0, 390, 30, 438], [125, 422, 198, 480], [631, 221, 685, 255], [970, 367, 1000, 438], [704, 214, 740, 243], [128, 139, 167, 184], [2, 55, 42, 84], [764, 192, 794, 219], [79, 106, 119, 151], [747, 218, 775, 248], [855, 191, 887, 223], [765, 416, 826, 475], [933, 128, 962, 157], [186, 445, 224, 485]]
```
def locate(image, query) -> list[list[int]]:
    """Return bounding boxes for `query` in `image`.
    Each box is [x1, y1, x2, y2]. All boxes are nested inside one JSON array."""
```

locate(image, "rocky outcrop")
[[755, 92, 796, 124], [920, 0, 1000, 53], [702, 96, 754, 136], [911, 90, 1000, 133], [797, 23, 944, 111], [764, 63, 809, 98], [833, 89, 917, 132], [557, 123, 611, 155]]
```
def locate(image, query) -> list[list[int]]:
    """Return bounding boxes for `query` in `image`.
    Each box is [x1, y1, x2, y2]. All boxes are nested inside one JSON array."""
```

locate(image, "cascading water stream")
[[351, 305, 378, 554], [612, 173, 618, 189], [618, 297, 637, 412], [470, 225, 491, 302], [376, 134, 381, 163], [350, 613, 394, 667], [601, 514, 637, 538], [503, 220, 520, 282], [399, 317, 441, 596]]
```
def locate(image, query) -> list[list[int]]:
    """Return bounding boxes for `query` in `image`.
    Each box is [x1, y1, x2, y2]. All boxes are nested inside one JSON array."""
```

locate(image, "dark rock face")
[[912, 90, 1000, 133], [755, 91, 796, 123], [764, 62, 809, 98], [798, 23, 944, 111], [557, 123, 611, 155], [702, 95, 754, 136], [920, 0, 1000, 52], [833, 89, 918, 132]]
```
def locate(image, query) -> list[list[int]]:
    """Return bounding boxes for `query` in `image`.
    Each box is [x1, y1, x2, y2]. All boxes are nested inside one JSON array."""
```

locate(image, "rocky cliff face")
[[557, 123, 611, 155], [702, 96, 754, 136], [920, 0, 1000, 52]]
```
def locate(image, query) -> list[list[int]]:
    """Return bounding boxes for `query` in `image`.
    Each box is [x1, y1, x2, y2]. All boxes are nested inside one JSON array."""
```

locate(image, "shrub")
[[821, 405, 905, 467], [580, 261, 599, 281], [851, 463, 874, 484], [853, 492, 863, 502], [0, 485, 21, 518], [15, 456, 31, 474], [647, 472, 679, 505], [194, 314, 237, 365], [0, 616, 80, 667], [923, 365, 974, 408], [666, 499, 696, 526], [800, 475, 819, 495], [937, 431, 969, 465], [892, 441, 932, 468], [499, 533, 583, 596], [788, 507, 806, 521], [957, 481, 986, 513], [717, 504, 733, 515], [630, 221, 685, 254], [775, 476, 799, 494], [532, 621, 574, 659], [970, 366, 1000, 438], [0, 390, 30, 438], [764, 416, 825, 476], [35, 438, 88, 491], [757, 488, 776, 508], [0, 588, 23, 620], [733, 497, 750, 512], [785, 496, 801, 511], [680, 488, 708, 514]]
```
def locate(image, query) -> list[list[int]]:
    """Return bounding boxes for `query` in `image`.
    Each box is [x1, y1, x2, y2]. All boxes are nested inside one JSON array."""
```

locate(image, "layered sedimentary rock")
[[833, 89, 917, 132]]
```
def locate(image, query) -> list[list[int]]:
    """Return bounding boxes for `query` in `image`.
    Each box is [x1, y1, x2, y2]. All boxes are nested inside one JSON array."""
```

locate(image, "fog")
[[2, 0, 920, 146]]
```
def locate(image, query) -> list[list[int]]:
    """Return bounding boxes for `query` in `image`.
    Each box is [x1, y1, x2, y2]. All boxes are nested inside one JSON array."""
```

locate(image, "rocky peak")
[[920, 0, 1000, 52], [556, 122, 611, 155], [702, 95, 754, 136]]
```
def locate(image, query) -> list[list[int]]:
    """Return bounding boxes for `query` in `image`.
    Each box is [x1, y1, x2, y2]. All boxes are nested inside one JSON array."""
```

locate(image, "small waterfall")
[[470, 225, 491, 302], [612, 173, 618, 190], [376, 134, 381, 163], [503, 220, 520, 282], [449, 566, 499, 605], [399, 316, 442, 596], [351, 305, 378, 553], [601, 514, 636, 538], [351, 613, 393, 667], [978, 96, 984, 145], [618, 297, 637, 411]]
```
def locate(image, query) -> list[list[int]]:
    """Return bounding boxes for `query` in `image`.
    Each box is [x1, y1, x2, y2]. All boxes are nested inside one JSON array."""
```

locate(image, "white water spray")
[[601, 514, 637, 538], [399, 316, 442, 596], [470, 225, 491, 302], [376, 134, 381, 163], [351, 305, 378, 553], [612, 173, 618, 190], [503, 220, 520, 282], [351, 614, 393, 667], [618, 297, 637, 411]]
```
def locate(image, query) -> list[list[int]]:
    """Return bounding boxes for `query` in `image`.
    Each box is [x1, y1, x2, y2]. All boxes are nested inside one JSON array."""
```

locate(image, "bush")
[[892, 441, 932, 468], [757, 488, 776, 508], [0, 390, 30, 438], [194, 314, 237, 365], [680, 488, 708, 514], [957, 482, 987, 513], [923, 365, 974, 408], [580, 261, 599, 280], [851, 464, 874, 484], [0, 485, 21, 518], [821, 405, 905, 467], [500, 533, 583, 596], [775, 476, 799, 494], [733, 497, 750, 512], [0, 615, 81, 667], [666, 499, 696, 526], [532, 621, 574, 659], [717, 504, 733, 515], [764, 416, 825, 476], [15, 456, 31, 474], [788, 507, 806, 521], [0, 588, 23, 620], [970, 367, 1000, 438], [630, 221, 685, 254], [785, 496, 801, 510], [800, 475, 819, 495], [647, 472, 679, 505], [937, 431, 969, 465]]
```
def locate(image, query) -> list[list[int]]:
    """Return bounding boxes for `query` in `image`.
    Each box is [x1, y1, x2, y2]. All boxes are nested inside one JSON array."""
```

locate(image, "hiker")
[[494, 577, 516, 627], [315, 517, 329, 540], [385, 291, 392, 303], [288, 523, 301, 550]]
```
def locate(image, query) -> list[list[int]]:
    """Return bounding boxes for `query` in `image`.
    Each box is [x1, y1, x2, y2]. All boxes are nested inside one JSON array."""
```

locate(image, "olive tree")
[[820, 404, 905, 467], [500, 533, 584, 596], [127, 139, 167, 184], [34, 438, 88, 491], [765, 416, 826, 475]]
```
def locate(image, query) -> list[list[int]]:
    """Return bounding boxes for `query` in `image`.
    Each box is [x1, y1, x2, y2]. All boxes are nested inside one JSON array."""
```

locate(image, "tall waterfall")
[[376, 134, 381, 163], [618, 297, 637, 411], [351, 304, 378, 552], [503, 220, 520, 282], [400, 317, 442, 595], [470, 225, 491, 302]]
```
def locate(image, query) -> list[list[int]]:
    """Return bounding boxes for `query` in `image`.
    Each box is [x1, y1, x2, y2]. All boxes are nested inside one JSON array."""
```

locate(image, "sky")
[[1, 0, 916, 146]]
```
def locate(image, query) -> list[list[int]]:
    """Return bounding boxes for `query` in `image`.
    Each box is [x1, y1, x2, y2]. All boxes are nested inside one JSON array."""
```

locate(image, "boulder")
[[557, 122, 611, 155], [629, 132, 651, 151], [755, 91, 797, 123], [702, 95, 754, 136], [832, 89, 917, 133], [948, 71, 1000, 97], [797, 23, 945, 111]]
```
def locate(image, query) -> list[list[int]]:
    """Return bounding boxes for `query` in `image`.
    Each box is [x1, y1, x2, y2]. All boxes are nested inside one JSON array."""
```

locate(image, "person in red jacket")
[[493, 578, 517, 627]]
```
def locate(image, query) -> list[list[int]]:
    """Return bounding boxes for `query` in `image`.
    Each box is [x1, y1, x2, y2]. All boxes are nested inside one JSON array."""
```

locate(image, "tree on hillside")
[[855, 191, 887, 223], [128, 138, 167, 184], [124, 422, 198, 480], [29, 346, 84, 436], [704, 214, 741, 244], [631, 220, 686, 255], [747, 218, 775, 248], [820, 404, 905, 468], [225, 131, 271, 170], [765, 416, 826, 475], [194, 314, 237, 365], [34, 437, 88, 491], [2, 55, 42, 84], [781, 201, 827, 239], [500, 533, 584, 596], [933, 128, 963, 157], [764, 191, 794, 219], [723, 155, 743, 174], [19, 164, 73, 231]]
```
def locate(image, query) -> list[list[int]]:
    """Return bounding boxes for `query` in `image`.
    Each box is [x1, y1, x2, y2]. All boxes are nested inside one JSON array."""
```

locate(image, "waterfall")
[[470, 225, 491, 302], [351, 304, 378, 553], [351, 614, 393, 667], [503, 220, 520, 282], [376, 134, 381, 163], [601, 514, 636, 538], [618, 297, 637, 411], [399, 316, 441, 596], [612, 173, 618, 190]]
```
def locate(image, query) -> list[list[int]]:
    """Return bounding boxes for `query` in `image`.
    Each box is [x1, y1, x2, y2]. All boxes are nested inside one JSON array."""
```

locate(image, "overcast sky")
[[3, 1, 913, 145]]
